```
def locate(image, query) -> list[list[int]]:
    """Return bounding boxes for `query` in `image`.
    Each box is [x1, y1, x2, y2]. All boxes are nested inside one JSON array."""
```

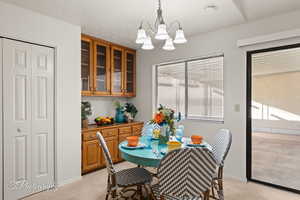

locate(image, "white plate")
[[121, 142, 146, 150]]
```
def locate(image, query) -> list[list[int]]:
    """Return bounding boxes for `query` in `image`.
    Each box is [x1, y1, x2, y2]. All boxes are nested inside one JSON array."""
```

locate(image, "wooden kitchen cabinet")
[[132, 124, 143, 136], [81, 35, 93, 96], [82, 139, 102, 173], [93, 40, 111, 95], [124, 49, 136, 97], [82, 122, 143, 174], [81, 34, 136, 97], [118, 126, 132, 161], [104, 136, 119, 163], [111, 45, 124, 96]]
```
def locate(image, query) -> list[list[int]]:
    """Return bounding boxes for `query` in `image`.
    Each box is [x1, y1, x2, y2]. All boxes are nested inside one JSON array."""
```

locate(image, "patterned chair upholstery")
[[96, 132, 153, 200], [151, 147, 217, 200], [210, 129, 232, 200]]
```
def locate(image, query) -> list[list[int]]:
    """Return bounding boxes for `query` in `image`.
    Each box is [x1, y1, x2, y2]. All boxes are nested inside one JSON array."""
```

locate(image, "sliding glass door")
[[247, 44, 300, 193]]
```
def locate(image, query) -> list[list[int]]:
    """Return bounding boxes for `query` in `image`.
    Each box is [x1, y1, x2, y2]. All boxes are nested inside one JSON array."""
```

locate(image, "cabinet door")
[[111, 46, 124, 96], [104, 136, 119, 163], [82, 140, 101, 173], [81, 36, 93, 96], [93, 41, 111, 95], [132, 124, 143, 136], [118, 133, 131, 161], [124, 50, 136, 97]]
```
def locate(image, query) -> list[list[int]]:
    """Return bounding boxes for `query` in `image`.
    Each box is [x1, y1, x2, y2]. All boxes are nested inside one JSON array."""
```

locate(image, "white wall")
[[131, 10, 300, 181], [81, 97, 128, 123], [0, 2, 81, 198]]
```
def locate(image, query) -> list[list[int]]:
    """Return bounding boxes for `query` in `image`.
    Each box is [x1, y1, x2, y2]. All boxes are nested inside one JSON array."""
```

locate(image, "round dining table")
[[119, 136, 212, 168]]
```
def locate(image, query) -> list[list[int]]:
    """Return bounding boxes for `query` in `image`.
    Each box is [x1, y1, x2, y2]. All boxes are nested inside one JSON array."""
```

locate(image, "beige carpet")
[[252, 132, 300, 190], [24, 162, 299, 200]]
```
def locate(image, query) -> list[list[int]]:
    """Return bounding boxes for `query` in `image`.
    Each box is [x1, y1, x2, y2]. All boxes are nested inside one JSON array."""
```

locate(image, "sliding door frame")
[[246, 43, 300, 194]]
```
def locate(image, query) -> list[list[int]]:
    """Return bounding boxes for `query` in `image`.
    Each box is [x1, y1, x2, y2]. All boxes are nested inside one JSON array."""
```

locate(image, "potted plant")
[[113, 101, 125, 123], [124, 103, 138, 122], [81, 101, 92, 129]]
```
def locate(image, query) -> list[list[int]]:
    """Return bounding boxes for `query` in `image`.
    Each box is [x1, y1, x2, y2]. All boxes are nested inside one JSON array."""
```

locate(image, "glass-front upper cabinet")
[[93, 41, 111, 95], [111, 46, 124, 96], [124, 50, 136, 97], [81, 36, 93, 96]]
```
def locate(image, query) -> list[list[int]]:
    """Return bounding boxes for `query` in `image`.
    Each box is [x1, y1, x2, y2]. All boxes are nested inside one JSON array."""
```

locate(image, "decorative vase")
[[82, 119, 89, 129], [159, 125, 170, 145], [115, 108, 125, 123]]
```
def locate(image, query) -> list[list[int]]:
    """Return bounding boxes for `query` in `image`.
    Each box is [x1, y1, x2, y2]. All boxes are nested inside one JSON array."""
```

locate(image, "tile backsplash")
[[81, 96, 128, 124]]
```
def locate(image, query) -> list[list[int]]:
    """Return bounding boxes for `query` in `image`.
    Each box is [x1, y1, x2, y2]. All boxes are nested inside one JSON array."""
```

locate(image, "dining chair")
[[96, 132, 152, 200], [210, 129, 232, 200], [150, 147, 217, 200]]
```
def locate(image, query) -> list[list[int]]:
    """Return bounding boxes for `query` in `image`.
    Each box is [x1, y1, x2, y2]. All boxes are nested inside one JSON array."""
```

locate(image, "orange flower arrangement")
[[154, 112, 164, 124], [150, 105, 176, 135]]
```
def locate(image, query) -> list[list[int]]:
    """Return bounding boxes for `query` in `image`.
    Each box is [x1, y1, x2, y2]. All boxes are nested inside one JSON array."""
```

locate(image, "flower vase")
[[159, 125, 170, 145], [115, 108, 125, 123]]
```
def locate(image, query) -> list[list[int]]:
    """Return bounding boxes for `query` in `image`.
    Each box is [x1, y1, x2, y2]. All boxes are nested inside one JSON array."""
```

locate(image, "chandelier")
[[135, 0, 187, 50]]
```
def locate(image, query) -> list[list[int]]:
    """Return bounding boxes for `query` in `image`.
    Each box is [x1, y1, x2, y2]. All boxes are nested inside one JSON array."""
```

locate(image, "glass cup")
[[151, 140, 159, 156], [145, 135, 152, 149]]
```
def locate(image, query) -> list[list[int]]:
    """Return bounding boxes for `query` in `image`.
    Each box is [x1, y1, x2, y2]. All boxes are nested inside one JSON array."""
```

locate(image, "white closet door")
[[31, 45, 54, 190], [3, 39, 55, 199], [3, 39, 33, 200], [0, 38, 3, 200]]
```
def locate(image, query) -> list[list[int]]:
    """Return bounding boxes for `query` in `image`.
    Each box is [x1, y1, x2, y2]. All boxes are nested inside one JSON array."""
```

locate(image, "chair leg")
[[217, 167, 224, 200], [105, 193, 109, 200], [149, 186, 157, 200], [203, 190, 210, 200]]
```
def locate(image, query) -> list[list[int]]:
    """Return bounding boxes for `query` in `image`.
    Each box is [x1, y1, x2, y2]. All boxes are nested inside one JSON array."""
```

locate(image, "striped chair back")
[[212, 129, 232, 166], [157, 147, 217, 199], [96, 132, 115, 175]]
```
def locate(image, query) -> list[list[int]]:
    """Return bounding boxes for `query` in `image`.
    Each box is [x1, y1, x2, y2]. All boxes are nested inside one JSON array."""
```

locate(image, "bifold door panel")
[[2, 39, 54, 200]]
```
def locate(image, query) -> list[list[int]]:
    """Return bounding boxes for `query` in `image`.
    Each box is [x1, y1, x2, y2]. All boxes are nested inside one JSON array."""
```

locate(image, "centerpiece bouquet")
[[150, 105, 176, 144]]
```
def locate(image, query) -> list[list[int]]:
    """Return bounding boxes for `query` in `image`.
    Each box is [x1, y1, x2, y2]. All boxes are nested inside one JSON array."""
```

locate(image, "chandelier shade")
[[136, 28, 147, 44], [163, 37, 175, 51], [155, 24, 169, 40], [174, 28, 187, 44], [135, 0, 187, 50], [142, 36, 154, 50]]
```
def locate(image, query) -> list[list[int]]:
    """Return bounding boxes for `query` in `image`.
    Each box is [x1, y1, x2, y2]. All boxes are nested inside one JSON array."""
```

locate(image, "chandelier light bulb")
[[155, 24, 169, 40], [174, 28, 187, 44], [163, 37, 175, 51], [142, 36, 154, 50], [135, 28, 147, 44]]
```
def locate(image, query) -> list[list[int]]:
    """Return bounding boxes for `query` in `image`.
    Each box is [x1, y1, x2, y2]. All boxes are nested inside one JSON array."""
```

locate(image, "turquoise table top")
[[119, 137, 212, 168]]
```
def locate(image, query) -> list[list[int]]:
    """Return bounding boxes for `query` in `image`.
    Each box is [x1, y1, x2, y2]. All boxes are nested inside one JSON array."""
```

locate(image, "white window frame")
[[153, 54, 224, 123]]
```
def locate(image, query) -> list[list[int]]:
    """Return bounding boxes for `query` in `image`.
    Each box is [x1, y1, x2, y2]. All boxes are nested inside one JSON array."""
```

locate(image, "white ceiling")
[[2, 0, 300, 49]]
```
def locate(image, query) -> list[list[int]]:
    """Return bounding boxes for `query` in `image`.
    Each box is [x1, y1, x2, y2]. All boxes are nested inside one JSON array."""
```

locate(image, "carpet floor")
[[24, 162, 300, 200]]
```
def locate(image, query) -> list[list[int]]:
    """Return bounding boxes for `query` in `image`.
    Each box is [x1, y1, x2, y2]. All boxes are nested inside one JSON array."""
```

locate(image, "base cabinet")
[[82, 140, 102, 173], [82, 122, 143, 174]]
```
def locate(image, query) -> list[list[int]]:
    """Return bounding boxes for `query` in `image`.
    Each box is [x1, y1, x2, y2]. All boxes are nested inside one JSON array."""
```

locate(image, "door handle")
[[17, 128, 21, 133]]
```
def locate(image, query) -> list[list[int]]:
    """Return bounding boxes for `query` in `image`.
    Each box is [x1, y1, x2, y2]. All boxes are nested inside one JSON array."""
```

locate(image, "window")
[[157, 62, 186, 116], [156, 55, 224, 122]]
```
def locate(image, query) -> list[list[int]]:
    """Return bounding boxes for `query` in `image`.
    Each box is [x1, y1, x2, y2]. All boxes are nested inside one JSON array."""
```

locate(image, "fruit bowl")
[[95, 117, 114, 126]]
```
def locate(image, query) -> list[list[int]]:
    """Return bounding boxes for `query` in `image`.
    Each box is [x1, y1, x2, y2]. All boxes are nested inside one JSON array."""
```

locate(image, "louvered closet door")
[[3, 39, 54, 200]]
